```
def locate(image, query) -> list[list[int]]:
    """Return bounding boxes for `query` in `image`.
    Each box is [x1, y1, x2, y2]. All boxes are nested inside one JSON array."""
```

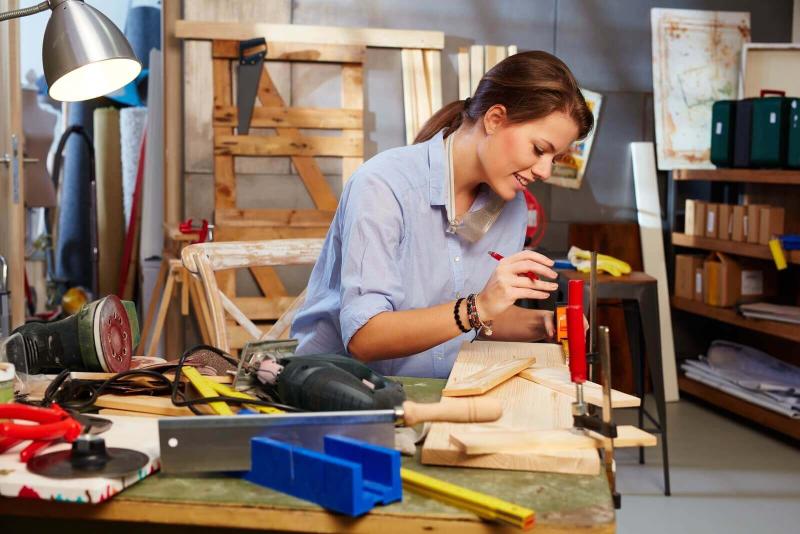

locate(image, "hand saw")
[[237, 38, 267, 135]]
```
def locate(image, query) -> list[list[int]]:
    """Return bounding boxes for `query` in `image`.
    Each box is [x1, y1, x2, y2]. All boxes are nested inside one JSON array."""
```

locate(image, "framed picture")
[[547, 88, 602, 190]]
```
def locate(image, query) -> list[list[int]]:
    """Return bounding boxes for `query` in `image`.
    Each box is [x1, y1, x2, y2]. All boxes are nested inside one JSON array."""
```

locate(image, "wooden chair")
[[181, 238, 324, 353]]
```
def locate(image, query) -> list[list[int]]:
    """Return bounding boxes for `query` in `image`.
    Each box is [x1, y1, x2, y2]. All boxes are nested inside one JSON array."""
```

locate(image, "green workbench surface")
[[1, 378, 615, 533]]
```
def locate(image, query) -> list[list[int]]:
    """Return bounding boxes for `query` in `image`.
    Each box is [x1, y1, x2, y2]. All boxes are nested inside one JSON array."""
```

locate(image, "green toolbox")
[[750, 90, 790, 168], [710, 100, 736, 167], [787, 98, 800, 168]]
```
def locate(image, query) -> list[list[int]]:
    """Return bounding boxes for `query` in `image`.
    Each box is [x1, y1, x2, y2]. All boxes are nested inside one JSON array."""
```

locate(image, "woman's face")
[[477, 108, 580, 201]]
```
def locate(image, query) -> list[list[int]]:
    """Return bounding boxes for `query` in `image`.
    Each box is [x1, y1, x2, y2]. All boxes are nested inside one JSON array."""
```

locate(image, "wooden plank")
[[449, 425, 657, 455], [175, 20, 445, 49], [672, 231, 800, 263], [211, 40, 365, 63], [457, 47, 471, 99], [507, 45, 518, 56], [0, 1, 25, 328], [341, 63, 364, 184], [94, 394, 203, 417], [98, 409, 162, 418], [216, 132, 363, 157], [469, 45, 484, 95], [672, 296, 800, 343], [518, 366, 641, 408], [411, 49, 431, 138], [631, 142, 678, 402], [423, 49, 443, 115], [162, 0, 182, 225], [263, 290, 307, 340], [213, 106, 363, 129], [255, 67, 340, 211], [233, 296, 296, 320], [214, 225, 328, 242], [212, 57, 235, 209], [483, 45, 505, 71], [216, 208, 334, 227], [219, 289, 263, 340], [442, 358, 535, 397], [421, 342, 601, 475], [249, 266, 288, 297], [401, 49, 417, 145]]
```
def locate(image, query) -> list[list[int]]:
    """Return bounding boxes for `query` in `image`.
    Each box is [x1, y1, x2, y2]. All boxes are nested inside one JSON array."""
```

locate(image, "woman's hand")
[[476, 250, 558, 321]]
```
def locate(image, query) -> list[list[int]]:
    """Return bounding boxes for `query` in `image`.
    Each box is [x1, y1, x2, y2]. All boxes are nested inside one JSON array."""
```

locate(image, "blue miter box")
[[244, 434, 402, 516]]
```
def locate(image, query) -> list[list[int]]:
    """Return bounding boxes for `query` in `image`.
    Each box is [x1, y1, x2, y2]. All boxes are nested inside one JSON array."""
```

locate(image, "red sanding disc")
[[95, 295, 133, 373]]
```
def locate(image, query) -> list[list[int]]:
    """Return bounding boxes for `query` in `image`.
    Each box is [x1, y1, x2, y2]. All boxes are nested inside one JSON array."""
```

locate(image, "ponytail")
[[413, 51, 593, 145]]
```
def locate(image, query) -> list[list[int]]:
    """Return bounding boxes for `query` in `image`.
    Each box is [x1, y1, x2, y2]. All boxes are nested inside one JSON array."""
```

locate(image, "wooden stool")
[[556, 269, 671, 496]]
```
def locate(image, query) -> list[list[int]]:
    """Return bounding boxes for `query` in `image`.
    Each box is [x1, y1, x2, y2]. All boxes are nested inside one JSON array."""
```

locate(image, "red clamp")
[[179, 218, 211, 244], [0, 403, 83, 462], [566, 279, 587, 385]]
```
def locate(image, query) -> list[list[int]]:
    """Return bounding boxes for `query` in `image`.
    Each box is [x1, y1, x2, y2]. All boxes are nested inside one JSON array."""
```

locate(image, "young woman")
[[290, 51, 594, 378]]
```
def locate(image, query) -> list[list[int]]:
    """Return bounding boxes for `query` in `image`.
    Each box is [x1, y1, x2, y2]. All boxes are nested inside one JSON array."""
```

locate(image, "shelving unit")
[[669, 167, 800, 441]]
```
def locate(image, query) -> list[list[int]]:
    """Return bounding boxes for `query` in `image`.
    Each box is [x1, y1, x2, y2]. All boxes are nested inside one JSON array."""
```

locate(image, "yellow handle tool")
[[182, 366, 234, 415], [205, 380, 284, 415], [401, 468, 535, 530]]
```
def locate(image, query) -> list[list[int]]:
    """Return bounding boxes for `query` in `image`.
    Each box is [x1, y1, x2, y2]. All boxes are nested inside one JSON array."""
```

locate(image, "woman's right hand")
[[476, 250, 559, 321]]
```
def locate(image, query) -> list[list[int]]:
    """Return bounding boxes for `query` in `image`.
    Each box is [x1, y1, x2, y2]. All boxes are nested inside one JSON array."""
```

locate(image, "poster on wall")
[[651, 8, 750, 170], [547, 88, 602, 190]]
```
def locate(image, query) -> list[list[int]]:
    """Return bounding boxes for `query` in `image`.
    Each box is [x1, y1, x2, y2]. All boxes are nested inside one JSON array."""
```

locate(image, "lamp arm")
[[0, 1, 50, 23]]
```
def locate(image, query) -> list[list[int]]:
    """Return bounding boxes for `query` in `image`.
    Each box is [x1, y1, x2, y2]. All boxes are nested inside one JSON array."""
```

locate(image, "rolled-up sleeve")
[[338, 174, 406, 352]]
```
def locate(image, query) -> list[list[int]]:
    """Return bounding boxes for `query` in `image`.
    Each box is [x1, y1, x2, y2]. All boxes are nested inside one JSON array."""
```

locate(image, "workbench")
[[0, 378, 615, 533]]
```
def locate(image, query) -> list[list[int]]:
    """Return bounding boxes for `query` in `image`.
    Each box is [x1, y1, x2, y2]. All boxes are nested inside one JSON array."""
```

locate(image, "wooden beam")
[[401, 49, 417, 145], [176, 20, 445, 49], [212, 57, 235, 209], [469, 45, 484, 95], [423, 49, 443, 115], [213, 106, 363, 129], [341, 63, 364, 184], [411, 50, 431, 137], [162, 0, 182, 225], [211, 40, 365, 63], [214, 226, 328, 242], [216, 208, 334, 228], [215, 133, 363, 157], [457, 47, 470, 99], [233, 296, 296, 320]]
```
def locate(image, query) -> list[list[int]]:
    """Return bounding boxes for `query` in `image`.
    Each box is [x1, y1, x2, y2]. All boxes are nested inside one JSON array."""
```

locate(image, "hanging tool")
[[178, 218, 213, 244], [159, 396, 502, 473], [0, 255, 9, 337], [237, 37, 267, 135]]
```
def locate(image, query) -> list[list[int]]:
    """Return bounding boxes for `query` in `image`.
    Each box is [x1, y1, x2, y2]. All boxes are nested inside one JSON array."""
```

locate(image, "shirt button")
[[456, 292, 461, 298], [454, 256, 461, 262]]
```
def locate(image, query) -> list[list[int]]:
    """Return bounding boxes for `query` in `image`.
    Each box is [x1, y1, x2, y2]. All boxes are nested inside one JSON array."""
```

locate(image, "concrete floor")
[[614, 397, 800, 534]]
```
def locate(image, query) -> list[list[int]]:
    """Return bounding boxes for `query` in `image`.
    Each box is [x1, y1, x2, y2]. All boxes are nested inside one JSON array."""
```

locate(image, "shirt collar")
[[427, 130, 446, 206]]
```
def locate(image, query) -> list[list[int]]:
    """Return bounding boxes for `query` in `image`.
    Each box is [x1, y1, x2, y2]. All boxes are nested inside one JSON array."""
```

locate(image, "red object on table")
[[567, 279, 586, 384], [487, 251, 539, 281], [0, 403, 83, 462]]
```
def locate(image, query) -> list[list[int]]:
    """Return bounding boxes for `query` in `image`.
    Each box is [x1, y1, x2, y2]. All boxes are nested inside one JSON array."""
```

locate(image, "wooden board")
[[441, 357, 535, 397], [175, 20, 445, 49], [469, 45, 484, 95], [213, 106, 363, 129], [450, 425, 657, 455], [215, 133, 363, 157], [631, 142, 679, 401], [421, 341, 601, 475], [518, 366, 641, 408], [457, 47, 470, 99], [211, 39, 365, 63], [93, 394, 205, 417]]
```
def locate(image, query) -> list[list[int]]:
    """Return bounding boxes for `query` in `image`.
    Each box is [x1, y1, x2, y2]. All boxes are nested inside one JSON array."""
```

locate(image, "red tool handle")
[[0, 403, 69, 423], [760, 89, 786, 98], [567, 279, 587, 384], [0, 403, 82, 442]]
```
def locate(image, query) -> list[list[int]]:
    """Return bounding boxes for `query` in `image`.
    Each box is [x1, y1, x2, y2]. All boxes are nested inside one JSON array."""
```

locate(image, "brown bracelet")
[[466, 293, 493, 336], [454, 298, 470, 333]]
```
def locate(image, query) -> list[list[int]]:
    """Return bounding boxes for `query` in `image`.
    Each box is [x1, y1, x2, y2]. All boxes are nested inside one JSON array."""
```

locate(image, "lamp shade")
[[42, 0, 141, 102]]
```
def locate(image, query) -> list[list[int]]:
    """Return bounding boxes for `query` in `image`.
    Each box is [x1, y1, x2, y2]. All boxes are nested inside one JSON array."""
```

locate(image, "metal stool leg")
[[622, 300, 646, 464], [639, 286, 671, 496]]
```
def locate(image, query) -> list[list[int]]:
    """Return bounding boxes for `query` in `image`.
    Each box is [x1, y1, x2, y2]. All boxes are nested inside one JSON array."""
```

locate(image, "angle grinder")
[[0, 295, 140, 375]]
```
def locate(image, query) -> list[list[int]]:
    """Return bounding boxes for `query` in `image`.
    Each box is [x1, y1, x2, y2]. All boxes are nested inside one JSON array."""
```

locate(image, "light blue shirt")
[[290, 130, 527, 378]]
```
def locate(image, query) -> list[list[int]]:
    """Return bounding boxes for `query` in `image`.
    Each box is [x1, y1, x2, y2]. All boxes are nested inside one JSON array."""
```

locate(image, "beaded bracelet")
[[453, 298, 470, 333], [466, 293, 493, 336]]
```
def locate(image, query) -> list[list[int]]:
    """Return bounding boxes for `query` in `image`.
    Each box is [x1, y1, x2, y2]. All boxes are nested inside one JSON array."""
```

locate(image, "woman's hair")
[[414, 50, 593, 144]]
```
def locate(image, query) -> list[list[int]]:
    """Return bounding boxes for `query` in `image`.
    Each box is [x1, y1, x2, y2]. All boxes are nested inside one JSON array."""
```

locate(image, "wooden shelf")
[[678, 375, 800, 440], [671, 232, 800, 264], [671, 296, 800, 343], [673, 168, 800, 184]]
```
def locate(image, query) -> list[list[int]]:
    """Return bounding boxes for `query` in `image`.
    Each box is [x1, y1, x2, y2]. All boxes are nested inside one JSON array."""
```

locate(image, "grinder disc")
[[27, 447, 149, 479], [93, 295, 132, 373]]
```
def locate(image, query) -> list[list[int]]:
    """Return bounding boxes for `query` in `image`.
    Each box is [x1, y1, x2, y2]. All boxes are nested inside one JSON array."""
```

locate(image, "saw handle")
[[401, 398, 503, 427]]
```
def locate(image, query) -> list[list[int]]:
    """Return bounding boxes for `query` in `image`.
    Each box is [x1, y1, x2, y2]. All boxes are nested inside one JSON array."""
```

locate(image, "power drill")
[[0, 294, 140, 375], [236, 340, 406, 411]]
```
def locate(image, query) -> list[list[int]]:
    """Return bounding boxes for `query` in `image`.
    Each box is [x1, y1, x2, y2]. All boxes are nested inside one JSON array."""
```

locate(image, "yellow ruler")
[[181, 367, 234, 415], [401, 468, 535, 530], [206, 380, 284, 415]]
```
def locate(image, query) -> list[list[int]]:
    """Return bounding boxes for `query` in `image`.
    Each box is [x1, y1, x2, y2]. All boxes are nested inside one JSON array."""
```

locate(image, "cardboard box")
[[746, 204, 765, 244], [718, 204, 732, 240], [675, 254, 704, 299], [685, 199, 706, 236], [704, 252, 740, 307], [705, 203, 719, 238], [758, 206, 785, 244], [693, 267, 704, 302], [738, 259, 778, 303], [731, 205, 746, 241]]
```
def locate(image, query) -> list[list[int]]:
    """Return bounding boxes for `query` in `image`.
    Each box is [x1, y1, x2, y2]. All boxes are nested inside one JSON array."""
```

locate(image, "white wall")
[[18, 0, 137, 87]]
